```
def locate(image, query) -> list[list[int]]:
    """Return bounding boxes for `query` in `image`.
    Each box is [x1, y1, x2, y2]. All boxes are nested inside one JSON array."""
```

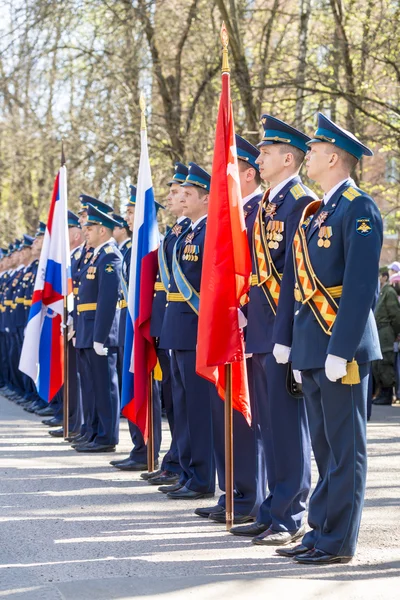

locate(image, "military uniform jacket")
[[118, 240, 132, 347], [75, 242, 122, 349], [277, 181, 383, 370], [23, 260, 39, 325], [150, 217, 191, 338], [245, 177, 317, 354], [0, 271, 11, 332], [4, 268, 25, 333], [159, 217, 207, 351], [374, 283, 400, 353]]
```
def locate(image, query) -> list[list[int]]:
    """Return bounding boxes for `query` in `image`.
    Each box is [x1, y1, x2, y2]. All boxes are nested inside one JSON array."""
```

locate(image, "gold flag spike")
[[139, 92, 147, 130], [221, 22, 230, 73]]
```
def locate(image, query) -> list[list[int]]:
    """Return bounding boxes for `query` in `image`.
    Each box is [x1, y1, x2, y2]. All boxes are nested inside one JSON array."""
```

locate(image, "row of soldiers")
[[1, 112, 383, 565]]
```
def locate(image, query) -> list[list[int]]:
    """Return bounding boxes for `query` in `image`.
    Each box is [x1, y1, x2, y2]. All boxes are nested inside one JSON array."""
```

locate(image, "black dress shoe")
[[65, 433, 79, 442], [159, 483, 183, 494], [75, 442, 116, 453], [110, 456, 133, 467], [148, 471, 180, 485], [49, 428, 64, 437], [294, 548, 353, 565], [230, 521, 270, 537], [36, 406, 55, 416], [71, 435, 93, 448], [140, 469, 163, 480], [253, 525, 306, 546], [209, 512, 255, 525], [166, 485, 214, 500], [276, 544, 311, 557], [42, 418, 63, 427], [114, 459, 157, 471], [194, 505, 224, 518]]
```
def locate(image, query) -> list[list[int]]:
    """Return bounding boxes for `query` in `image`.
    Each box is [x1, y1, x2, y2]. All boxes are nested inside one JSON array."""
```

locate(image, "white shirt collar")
[[269, 176, 298, 202], [93, 239, 112, 257], [191, 214, 207, 230], [16, 263, 25, 271], [177, 215, 187, 224], [242, 186, 263, 207], [323, 178, 353, 205]]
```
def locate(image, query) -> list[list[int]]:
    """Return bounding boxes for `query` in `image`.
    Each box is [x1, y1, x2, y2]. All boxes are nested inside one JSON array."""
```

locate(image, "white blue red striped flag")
[[121, 124, 159, 438], [19, 166, 71, 401]]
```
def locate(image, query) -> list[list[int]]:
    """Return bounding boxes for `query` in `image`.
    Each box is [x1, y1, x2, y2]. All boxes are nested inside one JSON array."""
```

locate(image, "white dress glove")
[[93, 341, 108, 356], [72, 337, 76, 347], [238, 308, 248, 329], [273, 343, 291, 364], [293, 369, 302, 384], [325, 354, 347, 382]]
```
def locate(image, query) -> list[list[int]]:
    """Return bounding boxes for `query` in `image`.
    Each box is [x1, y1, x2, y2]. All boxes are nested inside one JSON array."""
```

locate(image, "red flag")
[[196, 68, 252, 424]]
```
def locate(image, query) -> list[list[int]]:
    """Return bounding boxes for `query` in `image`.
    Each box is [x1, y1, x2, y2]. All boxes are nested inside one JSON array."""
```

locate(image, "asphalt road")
[[0, 394, 399, 599]]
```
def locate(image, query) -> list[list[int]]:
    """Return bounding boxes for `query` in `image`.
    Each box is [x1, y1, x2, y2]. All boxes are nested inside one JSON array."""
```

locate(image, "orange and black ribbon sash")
[[252, 190, 281, 316], [292, 200, 339, 336]]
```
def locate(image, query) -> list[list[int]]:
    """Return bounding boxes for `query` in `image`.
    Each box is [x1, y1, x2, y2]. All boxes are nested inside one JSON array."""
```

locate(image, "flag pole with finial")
[[61, 140, 70, 440], [140, 93, 155, 475], [220, 21, 234, 531]]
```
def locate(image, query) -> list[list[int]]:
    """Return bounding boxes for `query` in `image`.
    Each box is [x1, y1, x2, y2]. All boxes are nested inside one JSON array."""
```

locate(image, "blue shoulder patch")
[[356, 217, 372, 236]]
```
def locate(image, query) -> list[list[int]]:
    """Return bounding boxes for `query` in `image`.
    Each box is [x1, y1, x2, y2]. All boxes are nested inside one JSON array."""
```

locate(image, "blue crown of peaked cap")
[[167, 162, 189, 186], [258, 114, 311, 153], [22, 234, 34, 247], [79, 194, 113, 215], [307, 113, 373, 159], [84, 204, 121, 230], [112, 213, 129, 228], [181, 162, 211, 192], [68, 210, 81, 229], [36, 221, 46, 237], [236, 134, 260, 171], [126, 185, 136, 207]]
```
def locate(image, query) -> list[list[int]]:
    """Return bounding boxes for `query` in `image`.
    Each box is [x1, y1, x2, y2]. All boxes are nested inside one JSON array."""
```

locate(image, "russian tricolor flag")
[[19, 165, 71, 402], [121, 124, 159, 439]]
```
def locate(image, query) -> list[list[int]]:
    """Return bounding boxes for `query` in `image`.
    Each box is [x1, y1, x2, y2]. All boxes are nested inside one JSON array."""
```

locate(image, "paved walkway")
[[0, 394, 399, 599]]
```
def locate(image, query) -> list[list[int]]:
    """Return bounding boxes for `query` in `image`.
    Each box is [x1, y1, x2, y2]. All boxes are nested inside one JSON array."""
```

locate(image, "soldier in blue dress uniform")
[[112, 212, 132, 392], [110, 186, 164, 472], [196, 137, 267, 523], [48, 211, 85, 438], [274, 114, 383, 564], [144, 162, 192, 487], [159, 162, 217, 500], [230, 116, 315, 544], [73, 204, 122, 452], [71, 195, 115, 448], [0, 248, 12, 395]]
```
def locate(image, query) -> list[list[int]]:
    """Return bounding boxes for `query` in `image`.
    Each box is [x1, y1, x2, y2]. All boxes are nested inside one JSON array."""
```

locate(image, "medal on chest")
[[317, 226, 333, 248], [266, 220, 284, 250], [86, 266, 97, 279]]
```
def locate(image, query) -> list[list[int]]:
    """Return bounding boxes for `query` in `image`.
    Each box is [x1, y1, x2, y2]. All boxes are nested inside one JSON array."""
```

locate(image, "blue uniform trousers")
[[52, 343, 83, 432], [127, 380, 162, 462], [76, 349, 97, 439], [252, 352, 311, 532], [158, 347, 180, 474], [0, 332, 9, 387], [9, 331, 25, 395], [81, 347, 120, 446], [171, 350, 215, 494], [301, 363, 370, 557]]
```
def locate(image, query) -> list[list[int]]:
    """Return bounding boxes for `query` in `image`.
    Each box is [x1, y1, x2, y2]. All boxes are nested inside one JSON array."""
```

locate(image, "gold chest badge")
[[267, 220, 284, 249]]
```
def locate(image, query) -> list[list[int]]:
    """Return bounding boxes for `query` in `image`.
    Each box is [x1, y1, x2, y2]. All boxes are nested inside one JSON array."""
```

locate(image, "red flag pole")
[[224, 363, 233, 529], [147, 372, 154, 472]]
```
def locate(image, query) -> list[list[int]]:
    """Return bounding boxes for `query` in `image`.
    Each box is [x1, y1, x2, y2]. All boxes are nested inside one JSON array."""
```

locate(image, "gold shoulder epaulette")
[[104, 245, 115, 254], [290, 183, 306, 200], [342, 187, 361, 201], [74, 250, 82, 260], [127, 241, 132, 249]]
